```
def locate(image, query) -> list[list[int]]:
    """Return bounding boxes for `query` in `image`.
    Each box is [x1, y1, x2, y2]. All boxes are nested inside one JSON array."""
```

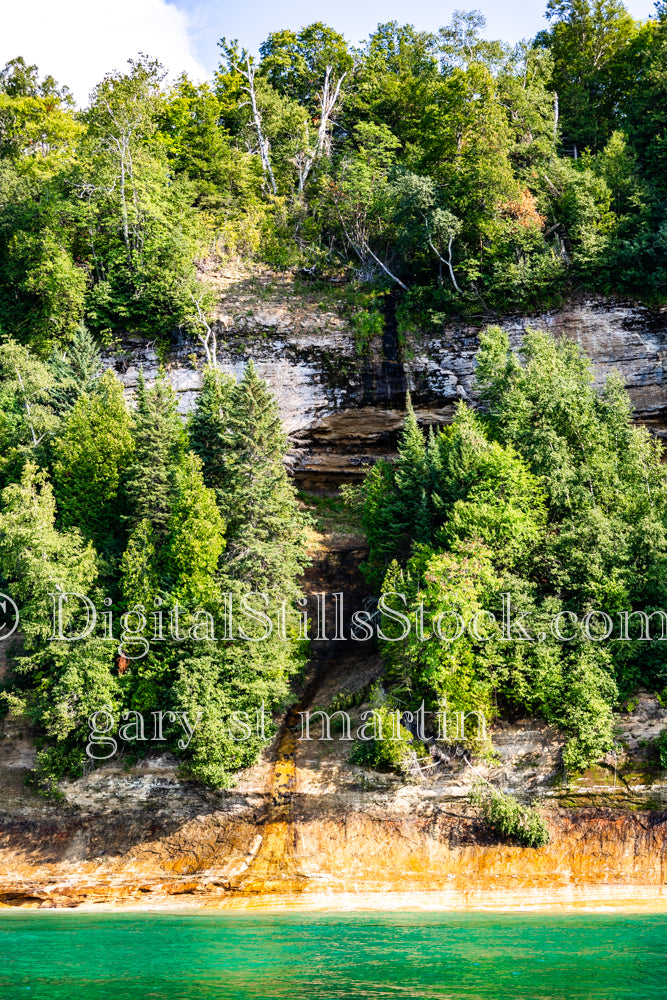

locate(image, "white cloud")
[[1, 0, 207, 106]]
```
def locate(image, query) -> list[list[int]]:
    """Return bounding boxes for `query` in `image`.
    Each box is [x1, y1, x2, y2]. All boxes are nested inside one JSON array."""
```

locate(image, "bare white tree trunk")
[[427, 234, 462, 294], [102, 99, 137, 258], [554, 91, 559, 140], [190, 292, 218, 368], [297, 66, 347, 193], [235, 56, 277, 195], [338, 215, 408, 291]]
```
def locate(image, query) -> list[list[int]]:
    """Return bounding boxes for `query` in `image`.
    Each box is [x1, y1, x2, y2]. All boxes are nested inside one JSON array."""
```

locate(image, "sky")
[[1, 0, 659, 106]]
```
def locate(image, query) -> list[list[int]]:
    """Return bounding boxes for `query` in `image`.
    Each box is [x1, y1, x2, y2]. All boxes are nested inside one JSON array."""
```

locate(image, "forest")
[[0, 0, 666, 345], [0, 0, 667, 790]]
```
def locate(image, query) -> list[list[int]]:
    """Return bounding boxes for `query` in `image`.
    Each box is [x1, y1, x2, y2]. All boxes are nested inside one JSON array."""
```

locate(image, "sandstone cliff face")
[[2, 700, 667, 911], [103, 270, 667, 487], [2, 273, 667, 910]]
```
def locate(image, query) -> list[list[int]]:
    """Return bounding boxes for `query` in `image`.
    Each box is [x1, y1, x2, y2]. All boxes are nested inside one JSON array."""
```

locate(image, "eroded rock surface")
[[103, 272, 667, 488]]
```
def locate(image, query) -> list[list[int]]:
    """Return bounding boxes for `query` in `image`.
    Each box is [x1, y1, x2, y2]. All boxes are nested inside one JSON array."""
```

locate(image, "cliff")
[[103, 266, 667, 487], [1, 267, 667, 910]]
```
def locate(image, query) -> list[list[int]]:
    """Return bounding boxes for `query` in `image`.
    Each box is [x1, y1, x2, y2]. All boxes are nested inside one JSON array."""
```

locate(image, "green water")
[[0, 910, 665, 999]]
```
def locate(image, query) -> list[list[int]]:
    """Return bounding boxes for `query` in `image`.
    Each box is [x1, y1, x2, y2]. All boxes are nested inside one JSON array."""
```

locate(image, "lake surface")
[[0, 909, 665, 999]]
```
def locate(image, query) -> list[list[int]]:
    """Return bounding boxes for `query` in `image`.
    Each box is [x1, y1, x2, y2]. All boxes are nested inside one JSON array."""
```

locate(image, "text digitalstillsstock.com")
[[2, 590, 667, 660]]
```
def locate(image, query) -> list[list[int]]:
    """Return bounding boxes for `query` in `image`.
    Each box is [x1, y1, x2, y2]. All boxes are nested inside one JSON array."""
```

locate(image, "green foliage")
[[2, 4, 667, 791], [164, 451, 226, 606], [351, 309, 383, 354], [52, 370, 134, 548], [538, 0, 639, 154], [0, 340, 58, 483], [0, 460, 97, 645], [197, 361, 311, 594], [353, 327, 667, 772], [1, 227, 86, 352], [380, 546, 498, 724], [2, 7, 667, 343], [350, 702, 422, 773], [47, 325, 104, 413], [123, 370, 187, 541], [0, 343, 308, 793], [120, 371, 225, 608], [656, 730, 667, 770], [470, 780, 550, 848], [350, 395, 431, 589]]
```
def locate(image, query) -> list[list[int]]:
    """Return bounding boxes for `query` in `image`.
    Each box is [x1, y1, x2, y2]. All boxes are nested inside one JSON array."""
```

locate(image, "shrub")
[[655, 730, 667, 770], [349, 704, 422, 773], [351, 309, 383, 354], [470, 780, 550, 848]]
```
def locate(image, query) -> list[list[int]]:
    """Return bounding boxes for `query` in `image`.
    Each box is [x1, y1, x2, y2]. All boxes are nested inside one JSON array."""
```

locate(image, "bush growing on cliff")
[[470, 780, 550, 848], [349, 701, 423, 774]]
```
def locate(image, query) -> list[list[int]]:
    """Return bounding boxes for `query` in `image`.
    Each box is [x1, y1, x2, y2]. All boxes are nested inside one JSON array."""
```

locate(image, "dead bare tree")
[[295, 66, 347, 193], [189, 291, 218, 368], [425, 212, 463, 294], [338, 215, 409, 291], [233, 55, 277, 196]]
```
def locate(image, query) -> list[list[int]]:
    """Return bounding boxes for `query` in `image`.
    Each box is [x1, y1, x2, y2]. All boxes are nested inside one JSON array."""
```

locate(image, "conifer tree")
[[52, 370, 134, 549], [165, 450, 226, 606], [124, 370, 187, 539], [218, 361, 309, 593], [48, 324, 103, 413], [393, 393, 431, 544], [353, 394, 430, 588], [189, 364, 235, 495], [121, 371, 225, 606]]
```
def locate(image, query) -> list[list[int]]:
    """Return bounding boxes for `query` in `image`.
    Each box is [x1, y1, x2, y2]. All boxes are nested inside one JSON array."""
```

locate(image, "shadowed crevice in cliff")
[[361, 292, 408, 409]]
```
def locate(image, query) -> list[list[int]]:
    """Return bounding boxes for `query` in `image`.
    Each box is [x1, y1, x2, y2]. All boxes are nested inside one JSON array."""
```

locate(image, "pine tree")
[[189, 364, 235, 496], [357, 394, 432, 588], [121, 371, 224, 606], [52, 369, 134, 549], [123, 370, 187, 539], [219, 361, 309, 593], [165, 450, 226, 606], [48, 324, 103, 413], [393, 393, 431, 544]]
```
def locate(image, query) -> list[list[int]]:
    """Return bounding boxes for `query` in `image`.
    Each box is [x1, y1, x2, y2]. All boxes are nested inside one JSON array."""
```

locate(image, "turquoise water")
[[0, 910, 665, 999]]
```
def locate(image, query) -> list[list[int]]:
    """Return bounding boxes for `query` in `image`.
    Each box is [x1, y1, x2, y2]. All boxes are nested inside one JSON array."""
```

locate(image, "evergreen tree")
[[48, 324, 103, 414], [356, 325, 667, 773], [394, 394, 431, 543], [164, 450, 226, 606], [121, 371, 225, 606], [52, 369, 134, 549], [123, 369, 187, 539], [189, 364, 235, 494], [353, 394, 431, 588], [217, 361, 309, 593]]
